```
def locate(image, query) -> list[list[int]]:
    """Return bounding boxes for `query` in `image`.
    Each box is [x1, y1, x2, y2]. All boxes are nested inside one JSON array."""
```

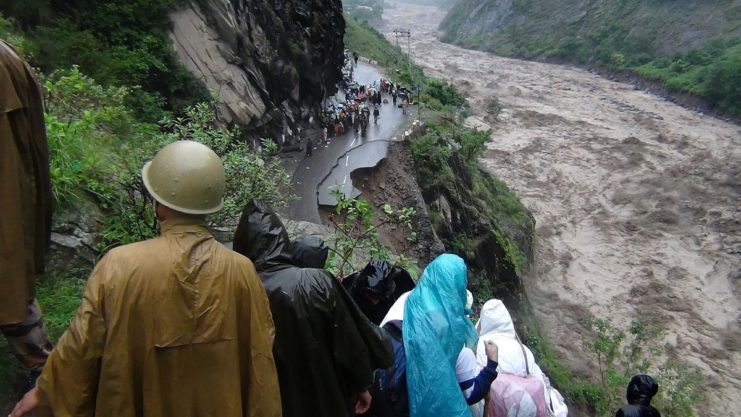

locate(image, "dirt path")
[[383, 3, 741, 415]]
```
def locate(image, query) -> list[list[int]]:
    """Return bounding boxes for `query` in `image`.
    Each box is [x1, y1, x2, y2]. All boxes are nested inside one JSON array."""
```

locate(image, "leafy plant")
[[583, 317, 705, 416], [2, 0, 208, 119], [325, 190, 419, 279], [42, 66, 293, 251]]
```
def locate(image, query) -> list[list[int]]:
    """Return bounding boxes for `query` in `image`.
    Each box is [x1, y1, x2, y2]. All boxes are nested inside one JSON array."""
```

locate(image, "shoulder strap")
[[515, 333, 530, 376]]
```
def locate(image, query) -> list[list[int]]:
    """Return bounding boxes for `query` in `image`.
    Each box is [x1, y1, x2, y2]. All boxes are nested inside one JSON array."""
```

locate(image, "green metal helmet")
[[142, 140, 225, 215]]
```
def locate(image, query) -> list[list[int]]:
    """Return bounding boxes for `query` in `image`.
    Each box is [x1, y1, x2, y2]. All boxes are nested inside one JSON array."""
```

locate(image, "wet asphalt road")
[[286, 62, 411, 223]]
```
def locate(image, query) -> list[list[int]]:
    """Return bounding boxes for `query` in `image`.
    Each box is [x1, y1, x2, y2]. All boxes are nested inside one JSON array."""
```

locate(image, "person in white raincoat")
[[474, 299, 568, 417]]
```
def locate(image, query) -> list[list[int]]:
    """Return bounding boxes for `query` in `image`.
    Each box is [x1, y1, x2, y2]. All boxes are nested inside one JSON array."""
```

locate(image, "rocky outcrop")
[[169, 0, 346, 143], [46, 198, 104, 274]]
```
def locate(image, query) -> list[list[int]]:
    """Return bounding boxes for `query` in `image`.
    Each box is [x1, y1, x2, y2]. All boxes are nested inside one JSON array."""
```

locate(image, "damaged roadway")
[[286, 62, 412, 223]]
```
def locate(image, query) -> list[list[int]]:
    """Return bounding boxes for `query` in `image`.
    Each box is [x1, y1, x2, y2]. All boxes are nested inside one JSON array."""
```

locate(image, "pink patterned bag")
[[486, 373, 548, 417], [486, 334, 549, 417]]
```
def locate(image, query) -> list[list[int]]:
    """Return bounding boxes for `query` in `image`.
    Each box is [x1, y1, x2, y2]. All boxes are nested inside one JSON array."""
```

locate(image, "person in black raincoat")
[[615, 374, 661, 417], [288, 234, 328, 269], [343, 260, 416, 326], [233, 200, 394, 417]]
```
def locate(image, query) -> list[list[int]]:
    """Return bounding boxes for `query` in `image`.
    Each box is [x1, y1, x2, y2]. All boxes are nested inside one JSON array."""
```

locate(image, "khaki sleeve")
[[243, 263, 282, 417], [36, 257, 109, 417]]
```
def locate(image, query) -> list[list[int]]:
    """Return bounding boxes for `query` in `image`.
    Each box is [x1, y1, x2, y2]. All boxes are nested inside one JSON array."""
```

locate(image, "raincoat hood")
[[627, 374, 658, 405], [343, 260, 416, 325], [476, 299, 516, 338], [233, 199, 293, 271], [352, 260, 397, 298], [403, 254, 478, 417], [288, 234, 328, 268], [474, 299, 539, 378], [232, 201, 394, 417]]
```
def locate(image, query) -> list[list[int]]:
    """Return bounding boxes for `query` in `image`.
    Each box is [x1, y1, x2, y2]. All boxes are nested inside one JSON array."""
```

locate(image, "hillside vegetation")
[[0, 9, 292, 405], [0, 0, 209, 121], [440, 0, 741, 115]]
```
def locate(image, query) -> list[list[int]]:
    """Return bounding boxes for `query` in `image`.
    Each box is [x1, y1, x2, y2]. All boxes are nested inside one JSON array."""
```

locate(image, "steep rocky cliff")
[[170, 0, 346, 143]]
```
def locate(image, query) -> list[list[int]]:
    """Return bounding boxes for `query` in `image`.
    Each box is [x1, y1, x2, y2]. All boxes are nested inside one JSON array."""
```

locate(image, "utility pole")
[[393, 29, 419, 119], [393, 29, 411, 76]]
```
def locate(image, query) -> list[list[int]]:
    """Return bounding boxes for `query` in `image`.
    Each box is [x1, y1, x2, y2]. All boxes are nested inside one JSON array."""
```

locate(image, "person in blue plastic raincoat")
[[403, 253, 480, 417]]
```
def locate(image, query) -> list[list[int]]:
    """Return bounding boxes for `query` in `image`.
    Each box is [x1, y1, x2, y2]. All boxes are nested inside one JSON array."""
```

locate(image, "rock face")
[[46, 198, 104, 274], [170, 0, 345, 143]]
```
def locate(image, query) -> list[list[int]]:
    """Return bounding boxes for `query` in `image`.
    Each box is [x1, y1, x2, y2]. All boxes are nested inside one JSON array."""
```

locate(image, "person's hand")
[[9, 386, 38, 417], [485, 340, 499, 362], [354, 389, 372, 414]]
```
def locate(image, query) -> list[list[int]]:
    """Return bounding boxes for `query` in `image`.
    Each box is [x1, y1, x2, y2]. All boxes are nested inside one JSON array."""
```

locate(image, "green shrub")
[[705, 46, 741, 113], [409, 127, 454, 187], [2, 0, 208, 119], [325, 191, 419, 279], [0, 13, 29, 54], [583, 318, 705, 416], [424, 78, 466, 108], [42, 67, 292, 250], [43, 66, 153, 208]]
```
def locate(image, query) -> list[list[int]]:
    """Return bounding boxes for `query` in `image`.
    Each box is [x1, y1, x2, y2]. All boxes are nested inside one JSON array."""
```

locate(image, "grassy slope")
[[440, 0, 741, 115], [344, 14, 425, 85]]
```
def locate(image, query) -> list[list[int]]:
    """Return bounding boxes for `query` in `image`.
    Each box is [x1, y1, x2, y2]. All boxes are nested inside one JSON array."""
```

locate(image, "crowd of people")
[[308, 50, 412, 157], [3, 40, 666, 417]]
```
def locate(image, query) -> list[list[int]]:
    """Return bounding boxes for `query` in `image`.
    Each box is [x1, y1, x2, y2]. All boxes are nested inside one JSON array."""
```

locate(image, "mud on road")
[[383, 3, 741, 415]]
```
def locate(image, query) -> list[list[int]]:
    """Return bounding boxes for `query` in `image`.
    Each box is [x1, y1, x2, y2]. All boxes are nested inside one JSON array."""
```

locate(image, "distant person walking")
[[353, 51, 359, 66], [305, 137, 313, 157], [0, 39, 54, 394], [327, 119, 335, 142]]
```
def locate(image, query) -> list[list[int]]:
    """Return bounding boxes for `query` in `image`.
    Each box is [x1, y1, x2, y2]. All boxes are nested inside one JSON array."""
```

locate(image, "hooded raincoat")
[[476, 299, 565, 417], [36, 218, 282, 417], [402, 254, 478, 417], [233, 200, 394, 417], [475, 299, 543, 379], [615, 374, 661, 417], [343, 260, 416, 325], [288, 234, 328, 268], [0, 40, 53, 325]]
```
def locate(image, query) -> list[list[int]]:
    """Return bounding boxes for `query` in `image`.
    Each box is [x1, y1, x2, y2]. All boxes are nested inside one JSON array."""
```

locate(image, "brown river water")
[[382, 3, 741, 415]]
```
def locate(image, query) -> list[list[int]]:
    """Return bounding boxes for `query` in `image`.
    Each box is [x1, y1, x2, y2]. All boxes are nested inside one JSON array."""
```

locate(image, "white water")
[[383, 3, 741, 415]]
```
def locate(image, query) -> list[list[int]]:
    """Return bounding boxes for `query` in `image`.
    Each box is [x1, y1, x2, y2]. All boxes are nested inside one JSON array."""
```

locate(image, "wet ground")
[[286, 63, 410, 223], [383, 3, 741, 415]]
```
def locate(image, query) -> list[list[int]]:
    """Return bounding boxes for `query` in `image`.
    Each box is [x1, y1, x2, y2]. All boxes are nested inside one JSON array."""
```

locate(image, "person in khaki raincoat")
[[0, 39, 54, 379], [10, 140, 282, 417]]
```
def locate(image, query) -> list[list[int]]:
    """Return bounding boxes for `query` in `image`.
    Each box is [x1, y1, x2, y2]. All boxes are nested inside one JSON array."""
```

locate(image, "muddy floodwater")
[[382, 3, 740, 415]]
